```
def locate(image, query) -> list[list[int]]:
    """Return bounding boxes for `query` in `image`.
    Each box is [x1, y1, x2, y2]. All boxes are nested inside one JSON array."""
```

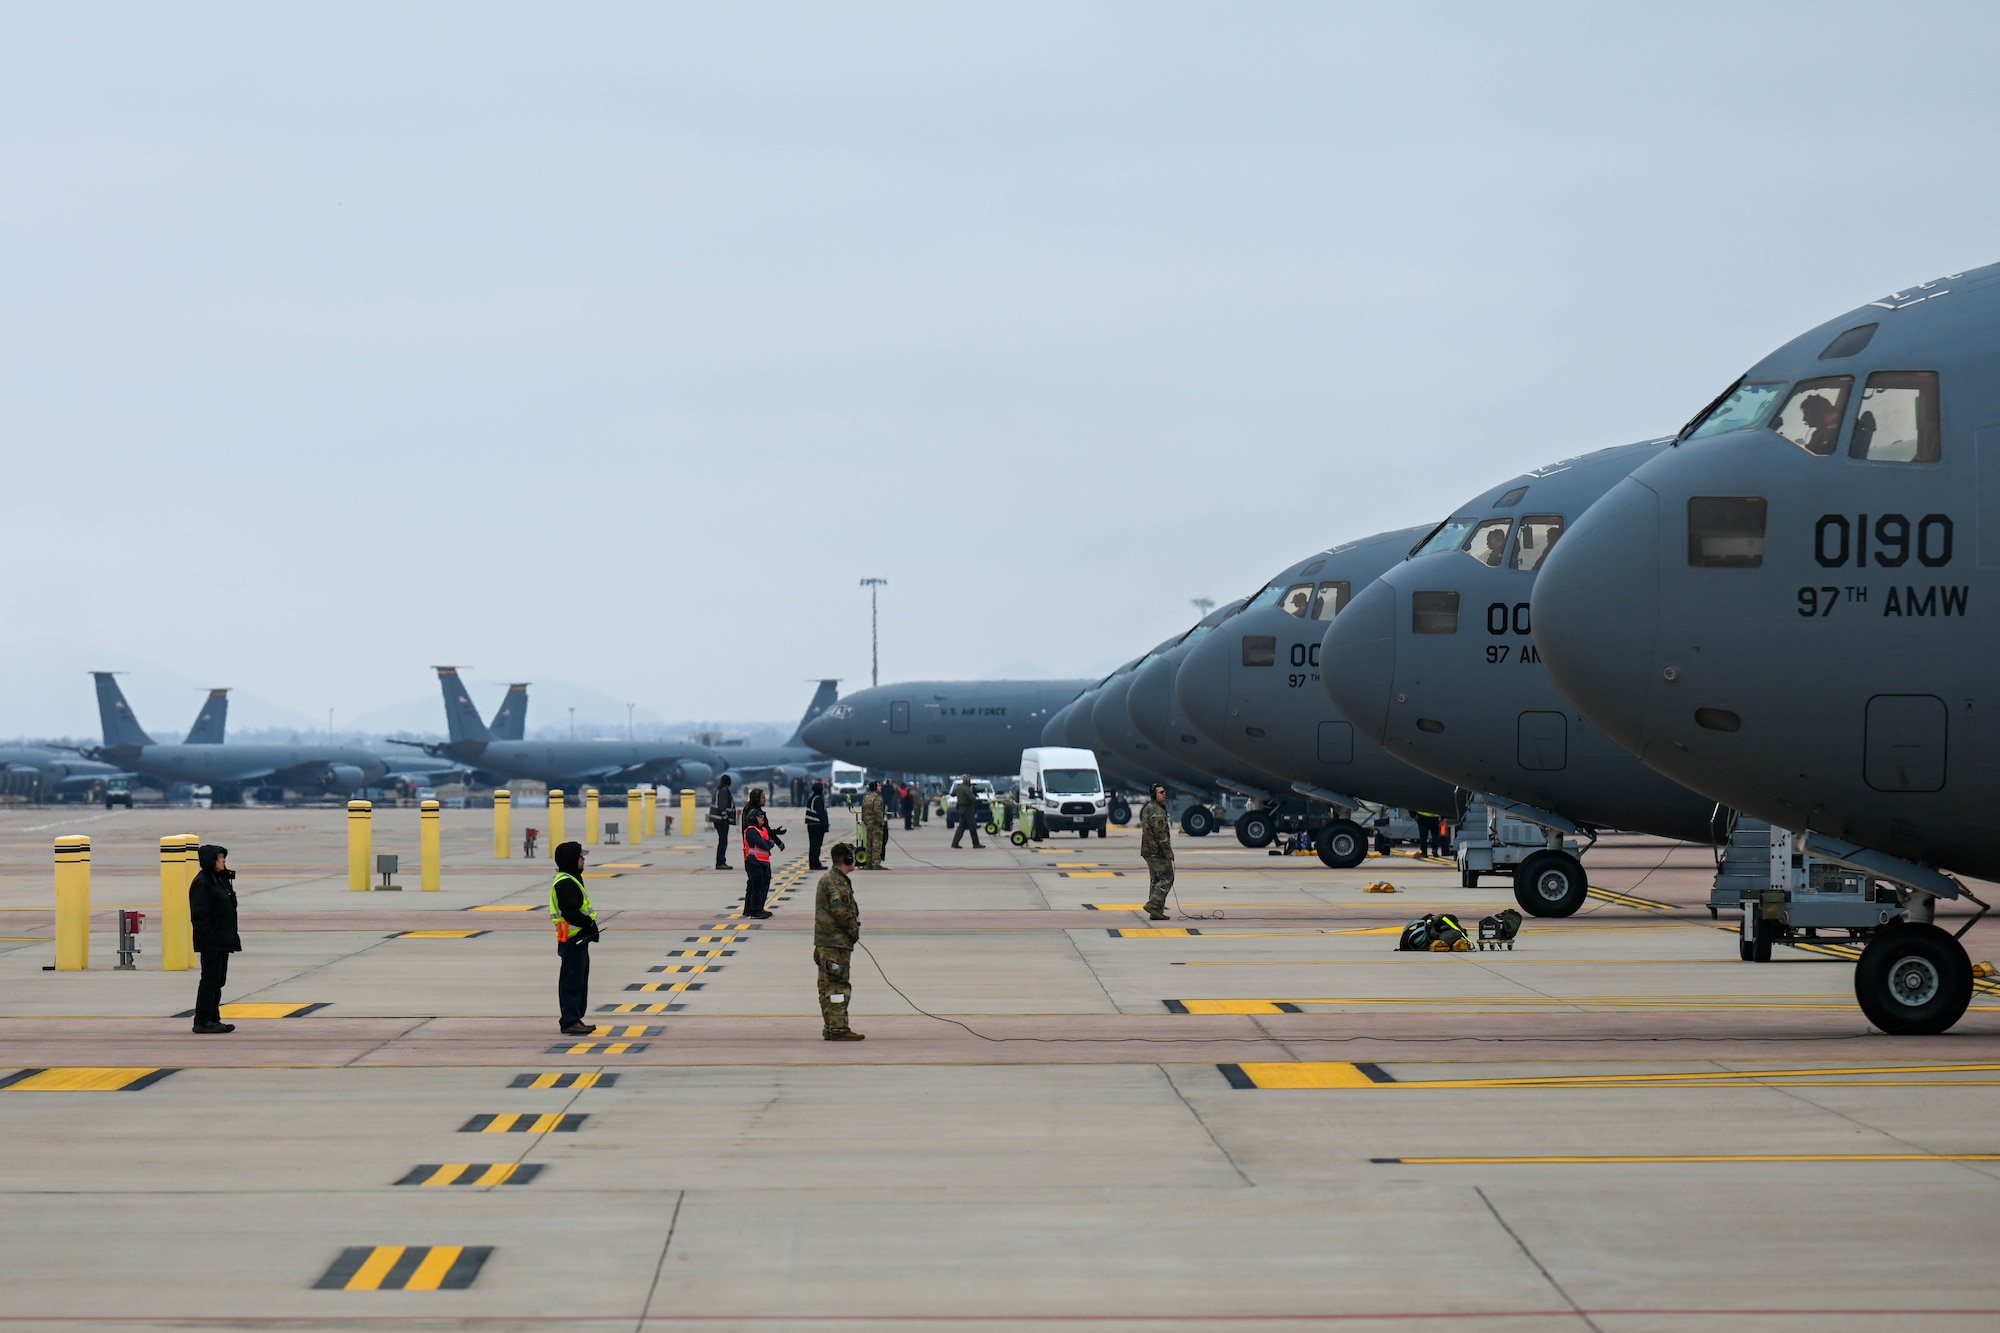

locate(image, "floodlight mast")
[[859, 578, 888, 688]]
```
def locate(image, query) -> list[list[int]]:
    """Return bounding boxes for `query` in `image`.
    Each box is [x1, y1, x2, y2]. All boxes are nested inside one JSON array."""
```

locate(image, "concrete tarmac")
[[3, 805, 2000, 1329]]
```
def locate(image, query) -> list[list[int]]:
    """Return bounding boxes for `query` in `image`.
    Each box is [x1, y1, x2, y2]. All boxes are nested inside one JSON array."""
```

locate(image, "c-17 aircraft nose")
[[1531, 476, 1663, 758], [1319, 580, 1396, 746], [1172, 629, 1234, 745]]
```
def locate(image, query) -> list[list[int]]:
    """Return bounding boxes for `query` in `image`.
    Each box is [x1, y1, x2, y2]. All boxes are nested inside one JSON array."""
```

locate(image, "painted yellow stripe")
[[530, 1112, 563, 1133], [1175, 999, 1289, 1015], [423, 1163, 469, 1186], [1114, 928, 1198, 938], [397, 930, 483, 939], [217, 1002, 319, 1019], [1236, 1061, 2000, 1091], [404, 1245, 463, 1291], [1235, 1062, 1381, 1089], [348, 1245, 404, 1290], [470, 1164, 515, 1186], [526, 1073, 560, 1089], [470, 905, 536, 911], [5, 1067, 162, 1091]]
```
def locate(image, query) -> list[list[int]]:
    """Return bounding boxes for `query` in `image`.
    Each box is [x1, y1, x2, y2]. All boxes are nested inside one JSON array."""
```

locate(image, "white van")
[[828, 762, 866, 802], [1018, 746, 1108, 839]]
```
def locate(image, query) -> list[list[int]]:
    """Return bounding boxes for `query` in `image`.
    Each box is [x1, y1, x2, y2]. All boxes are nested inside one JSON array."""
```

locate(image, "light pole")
[[568, 707, 575, 740], [626, 703, 635, 740], [859, 577, 888, 688]]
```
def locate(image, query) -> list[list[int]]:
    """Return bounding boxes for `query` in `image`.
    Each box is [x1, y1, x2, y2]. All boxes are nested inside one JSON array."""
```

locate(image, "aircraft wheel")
[[1009, 830, 1028, 847], [1236, 812, 1276, 848], [1316, 820, 1367, 869], [1855, 922, 1974, 1035], [1109, 801, 1132, 825], [1181, 805, 1216, 838], [1513, 850, 1588, 917]]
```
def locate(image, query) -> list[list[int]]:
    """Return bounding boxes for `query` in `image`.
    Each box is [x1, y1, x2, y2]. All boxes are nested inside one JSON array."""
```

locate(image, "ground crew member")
[[1416, 811, 1444, 858], [550, 841, 601, 1035], [710, 775, 736, 870], [188, 843, 239, 1034], [1140, 783, 1174, 920], [805, 779, 830, 869], [949, 775, 983, 849], [860, 780, 888, 869], [814, 841, 863, 1040], [523, 826, 538, 859], [900, 781, 918, 830], [742, 808, 779, 918]]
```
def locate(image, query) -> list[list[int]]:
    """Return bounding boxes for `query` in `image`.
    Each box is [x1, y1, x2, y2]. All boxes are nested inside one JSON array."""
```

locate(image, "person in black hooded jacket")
[[188, 843, 241, 1034], [551, 840, 601, 1035]]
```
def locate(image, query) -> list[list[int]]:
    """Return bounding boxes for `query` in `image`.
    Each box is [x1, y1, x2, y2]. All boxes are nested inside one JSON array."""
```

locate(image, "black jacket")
[[805, 789, 829, 830], [189, 869, 241, 954], [710, 785, 735, 827]]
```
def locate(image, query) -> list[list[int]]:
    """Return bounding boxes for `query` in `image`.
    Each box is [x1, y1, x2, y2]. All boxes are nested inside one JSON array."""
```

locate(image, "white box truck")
[[1018, 746, 1109, 840]]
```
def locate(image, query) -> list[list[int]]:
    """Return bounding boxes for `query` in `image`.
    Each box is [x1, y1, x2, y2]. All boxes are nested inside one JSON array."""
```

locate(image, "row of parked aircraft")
[[4, 671, 839, 804], [804, 261, 2000, 1036]]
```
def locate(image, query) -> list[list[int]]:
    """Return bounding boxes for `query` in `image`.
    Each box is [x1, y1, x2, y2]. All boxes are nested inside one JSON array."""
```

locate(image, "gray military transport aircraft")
[[1533, 262, 2000, 1034], [389, 667, 718, 792], [81, 673, 391, 801], [801, 679, 1090, 778], [1168, 530, 1459, 863], [0, 747, 129, 800], [1321, 443, 1726, 915]]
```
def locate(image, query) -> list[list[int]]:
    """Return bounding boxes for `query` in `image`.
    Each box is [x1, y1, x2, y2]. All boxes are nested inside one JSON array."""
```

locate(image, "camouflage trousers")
[[815, 946, 854, 1035], [1143, 857, 1175, 912], [864, 823, 887, 868]]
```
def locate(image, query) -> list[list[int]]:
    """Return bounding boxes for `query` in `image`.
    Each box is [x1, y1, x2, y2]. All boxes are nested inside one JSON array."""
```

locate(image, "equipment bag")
[[1479, 908, 1523, 942], [1400, 912, 1468, 952]]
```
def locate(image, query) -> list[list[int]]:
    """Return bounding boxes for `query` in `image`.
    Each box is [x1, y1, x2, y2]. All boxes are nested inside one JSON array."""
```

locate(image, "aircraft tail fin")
[[92, 673, 156, 748], [786, 679, 842, 747], [185, 689, 229, 744], [489, 683, 528, 741], [435, 667, 493, 744]]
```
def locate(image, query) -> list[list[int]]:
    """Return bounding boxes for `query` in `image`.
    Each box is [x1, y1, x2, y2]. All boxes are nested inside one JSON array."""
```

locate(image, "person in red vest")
[[742, 808, 783, 918]]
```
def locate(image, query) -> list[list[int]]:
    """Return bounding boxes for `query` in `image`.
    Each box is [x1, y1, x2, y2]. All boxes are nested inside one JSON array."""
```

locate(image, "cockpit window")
[[1411, 591, 1460, 635], [1182, 623, 1216, 644], [1309, 581, 1350, 620], [1278, 583, 1315, 618], [1511, 516, 1564, 571], [1771, 376, 1852, 457], [1242, 581, 1289, 613], [1465, 518, 1513, 568], [1851, 371, 1941, 463], [1412, 517, 1478, 558], [1687, 497, 1768, 568], [1685, 380, 1788, 440]]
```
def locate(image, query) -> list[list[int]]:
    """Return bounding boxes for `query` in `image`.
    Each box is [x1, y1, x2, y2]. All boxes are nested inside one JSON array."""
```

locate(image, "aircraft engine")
[[321, 764, 368, 793], [672, 760, 715, 788]]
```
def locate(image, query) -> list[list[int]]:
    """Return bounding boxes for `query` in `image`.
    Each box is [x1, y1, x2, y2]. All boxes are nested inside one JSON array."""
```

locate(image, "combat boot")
[[1145, 906, 1169, 921], [823, 1030, 866, 1041]]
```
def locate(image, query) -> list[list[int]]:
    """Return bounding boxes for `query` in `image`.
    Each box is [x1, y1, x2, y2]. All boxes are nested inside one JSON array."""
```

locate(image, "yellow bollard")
[[421, 799, 441, 891], [643, 786, 657, 839], [584, 788, 600, 845], [55, 835, 90, 970], [628, 788, 645, 845], [347, 800, 372, 893], [493, 790, 511, 859], [160, 835, 193, 971], [549, 790, 566, 846], [680, 788, 696, 840]]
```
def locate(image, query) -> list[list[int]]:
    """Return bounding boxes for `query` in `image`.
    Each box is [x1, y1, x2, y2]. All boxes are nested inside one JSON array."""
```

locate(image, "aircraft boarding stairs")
[[1712, 815, 1907, 960]]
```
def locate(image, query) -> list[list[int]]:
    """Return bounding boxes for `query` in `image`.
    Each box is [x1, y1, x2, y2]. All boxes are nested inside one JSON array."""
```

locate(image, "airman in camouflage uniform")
[[860, 781, 888, 869], [949, 776, 983, 849], [1140, 783, 1174, 920], [814, 842, 864, 1040]]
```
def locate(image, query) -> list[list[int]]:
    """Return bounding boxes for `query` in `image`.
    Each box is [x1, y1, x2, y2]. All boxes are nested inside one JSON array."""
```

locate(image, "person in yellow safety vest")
[[549, 841, 601, 1035]]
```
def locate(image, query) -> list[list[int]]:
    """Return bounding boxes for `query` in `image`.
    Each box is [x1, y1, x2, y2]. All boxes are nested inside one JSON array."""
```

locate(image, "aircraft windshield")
[[1181, 623, 1216, 644], [1466, 518, 1513, 568], [1686, 380, 1787, 439], [1278, 583, 1314, 617], [1243, 582, 1289, 613], [1772, 377, 1852, 456], [1511, 516, 1564, 571], [1042, 768, 1100, 795], [1309, 581, 1350, 620], [1412, 518, 1478, 558]]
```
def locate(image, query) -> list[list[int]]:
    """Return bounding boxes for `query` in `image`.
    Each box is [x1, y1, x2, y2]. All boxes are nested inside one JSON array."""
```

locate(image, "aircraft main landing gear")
[[1316, 819, 1367, 869], [1180, 805, 1216, 838], [1513, 849, 1588, 917], [1236, 811, 1275, 848], [1854, 921, 1974, 1035]]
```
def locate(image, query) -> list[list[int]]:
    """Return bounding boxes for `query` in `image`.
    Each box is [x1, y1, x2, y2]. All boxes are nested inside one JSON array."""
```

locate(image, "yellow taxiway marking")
[[0, 1067, 176, 1092], [469, 904, 537, 912], [214, 1002, 327, 1019], [593, 863, 649, 869], [398, 1162, 540, 1186], [1062, 871, 1122, 878], [1223, 1060, 2000, 1091], [1381, 1153, 2000, 1164], [393, 930, 487, 939], [1180, 995, 1899, 1010], [1178, 959, 1765, 966]]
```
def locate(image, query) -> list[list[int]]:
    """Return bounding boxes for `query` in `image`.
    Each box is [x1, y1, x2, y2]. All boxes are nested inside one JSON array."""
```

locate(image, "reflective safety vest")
[[549, 872, 594, 943], [743, 825, 772, 864]]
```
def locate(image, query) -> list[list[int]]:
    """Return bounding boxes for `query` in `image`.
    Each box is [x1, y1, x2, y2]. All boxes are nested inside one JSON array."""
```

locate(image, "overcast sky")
[[5, 2, 1998, 729]]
